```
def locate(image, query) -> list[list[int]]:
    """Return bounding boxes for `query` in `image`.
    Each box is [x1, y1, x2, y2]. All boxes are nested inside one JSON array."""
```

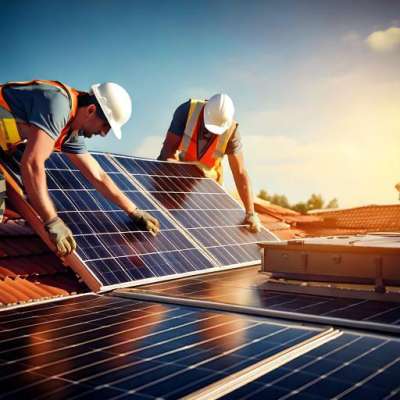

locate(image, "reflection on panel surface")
[[0, 294, 321, 399]]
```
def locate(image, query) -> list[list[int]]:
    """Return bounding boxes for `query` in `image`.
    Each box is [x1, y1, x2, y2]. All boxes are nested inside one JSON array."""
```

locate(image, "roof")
[[255, 201, 400, 239], [1, 191, 399, 397], [309, 204, 400, 231], [0, 218, 87, 307]]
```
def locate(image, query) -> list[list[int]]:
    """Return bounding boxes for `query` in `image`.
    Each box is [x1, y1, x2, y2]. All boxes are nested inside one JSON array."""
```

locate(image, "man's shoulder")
[[173, 99, 191, 116]]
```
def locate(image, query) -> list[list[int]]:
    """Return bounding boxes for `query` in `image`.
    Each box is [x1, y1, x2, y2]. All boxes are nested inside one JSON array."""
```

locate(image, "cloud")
[[366, 26, 400, 52]]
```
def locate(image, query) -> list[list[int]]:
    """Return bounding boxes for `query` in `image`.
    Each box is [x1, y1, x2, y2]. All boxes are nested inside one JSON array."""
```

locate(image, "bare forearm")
[[21, 162, 57, 223], [233, 172, 255, 214]]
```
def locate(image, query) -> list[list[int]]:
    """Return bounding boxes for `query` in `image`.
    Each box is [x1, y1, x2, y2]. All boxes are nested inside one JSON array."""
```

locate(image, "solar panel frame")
[[111, 153, 279, 269]]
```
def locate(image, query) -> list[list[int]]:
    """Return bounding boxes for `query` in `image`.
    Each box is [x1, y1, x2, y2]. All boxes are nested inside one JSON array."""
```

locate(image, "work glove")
[[243, 212, 262, 233], [129, 209, 160, 236], [45, 217, 77, 256]]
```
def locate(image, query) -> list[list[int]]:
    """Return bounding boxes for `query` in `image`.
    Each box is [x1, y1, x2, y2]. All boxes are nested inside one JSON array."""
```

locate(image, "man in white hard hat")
[[0, 79, 159, 255], [158, 94, 262, 233]]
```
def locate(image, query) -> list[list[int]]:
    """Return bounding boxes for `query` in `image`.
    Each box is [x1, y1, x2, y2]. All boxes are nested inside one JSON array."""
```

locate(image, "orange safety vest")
[[178, 99, 237, 184], [0, 79, 79, 153]]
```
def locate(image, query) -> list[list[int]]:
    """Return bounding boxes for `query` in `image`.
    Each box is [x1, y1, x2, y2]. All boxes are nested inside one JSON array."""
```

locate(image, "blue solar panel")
[[1, 150, 277, 290], [0, 294, 323, 400], [114, 155, 278, 267], [220, 332, 400, 399]]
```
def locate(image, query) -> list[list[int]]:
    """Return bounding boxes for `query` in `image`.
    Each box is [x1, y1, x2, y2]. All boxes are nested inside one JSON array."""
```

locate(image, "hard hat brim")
[[109, 120, 122, 140], [204, 121, 231, 136], [91, 83, 123, 140]]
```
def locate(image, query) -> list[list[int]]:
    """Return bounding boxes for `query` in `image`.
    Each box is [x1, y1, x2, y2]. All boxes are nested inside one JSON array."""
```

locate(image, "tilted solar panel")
[[1, 150, 277, 290], [114, 155, 278, 267]]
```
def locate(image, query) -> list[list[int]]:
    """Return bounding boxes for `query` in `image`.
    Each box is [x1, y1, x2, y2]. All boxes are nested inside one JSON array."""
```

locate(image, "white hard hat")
[[204, 93, 235, 135], [91, 82, 132, 140]]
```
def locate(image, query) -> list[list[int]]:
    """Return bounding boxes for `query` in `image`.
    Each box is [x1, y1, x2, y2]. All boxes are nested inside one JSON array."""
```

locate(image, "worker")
[[0, 79, 159, 255], [158, 93, 262, 233]]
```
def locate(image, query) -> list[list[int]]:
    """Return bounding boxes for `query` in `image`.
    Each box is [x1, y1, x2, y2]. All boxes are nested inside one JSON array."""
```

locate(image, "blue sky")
[[2, 0, 400, 207]]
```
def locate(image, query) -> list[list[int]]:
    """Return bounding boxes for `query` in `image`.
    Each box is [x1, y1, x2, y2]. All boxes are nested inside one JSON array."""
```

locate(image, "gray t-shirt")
[[2, 83, 87, 154], [168, 100, 242, 158]]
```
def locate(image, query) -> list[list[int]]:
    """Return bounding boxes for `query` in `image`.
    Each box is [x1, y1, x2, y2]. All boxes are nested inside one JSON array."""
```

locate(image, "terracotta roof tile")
[[0, 274, 84, 306], [310, 204, 400, 231], [259, 204, 400, 239], [0, 220, 88, 308], [0, 254, 65, 279]]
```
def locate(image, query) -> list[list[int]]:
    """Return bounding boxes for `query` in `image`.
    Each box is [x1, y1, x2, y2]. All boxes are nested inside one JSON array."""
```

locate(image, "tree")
[[270, 194, 290, 209], [258, 189, 270, 201], [306, 194, 324, 211], [326, 198, 339, 209], [256, 189, 339, 214], [292, 202, 308, 213]]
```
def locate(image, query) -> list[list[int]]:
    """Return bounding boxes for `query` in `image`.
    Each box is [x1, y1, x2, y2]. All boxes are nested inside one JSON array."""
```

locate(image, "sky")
[[2, 0, 400, 207]]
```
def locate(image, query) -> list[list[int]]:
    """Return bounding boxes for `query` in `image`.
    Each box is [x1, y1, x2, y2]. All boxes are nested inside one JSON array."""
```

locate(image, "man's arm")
[[67, 152, 159, 235], [20, 127, 76, 255], [20, 128, 58, 223], [228, 151, 262, 233], [157, 131, 181, 161]]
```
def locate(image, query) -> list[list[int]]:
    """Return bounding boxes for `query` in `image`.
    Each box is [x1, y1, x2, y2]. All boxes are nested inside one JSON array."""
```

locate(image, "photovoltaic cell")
[[114, 155, 278, 266]]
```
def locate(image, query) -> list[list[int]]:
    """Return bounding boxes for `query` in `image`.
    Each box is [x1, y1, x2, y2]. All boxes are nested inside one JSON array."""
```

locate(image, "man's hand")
[[129, 209, 160, 236], [45, 217, 77, 256], [243, 212, 262, 233]]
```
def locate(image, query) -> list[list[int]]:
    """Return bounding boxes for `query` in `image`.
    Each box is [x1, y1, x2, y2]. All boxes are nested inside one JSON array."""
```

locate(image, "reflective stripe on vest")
[[0, 107, 20, 152], [178, 99, 236, 183], [0, 80, 79, 153], [0, 173, 5, 223]]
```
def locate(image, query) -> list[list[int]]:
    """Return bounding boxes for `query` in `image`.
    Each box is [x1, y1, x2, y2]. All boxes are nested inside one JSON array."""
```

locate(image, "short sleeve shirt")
[[2, 83, 87, 154], [169, 100, 242, 157]]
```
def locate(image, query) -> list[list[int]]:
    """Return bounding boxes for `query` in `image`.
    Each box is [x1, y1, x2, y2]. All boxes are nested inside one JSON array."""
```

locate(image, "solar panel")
[[0, 294, 323, 400], [1, 150, 277, 291], [114, 155, 278, 267], [125, 267, 400, 333], [220, 332, 400, 399]]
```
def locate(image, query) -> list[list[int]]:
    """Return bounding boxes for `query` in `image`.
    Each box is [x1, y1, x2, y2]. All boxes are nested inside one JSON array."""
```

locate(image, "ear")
[[87, 104, 97, 115]]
